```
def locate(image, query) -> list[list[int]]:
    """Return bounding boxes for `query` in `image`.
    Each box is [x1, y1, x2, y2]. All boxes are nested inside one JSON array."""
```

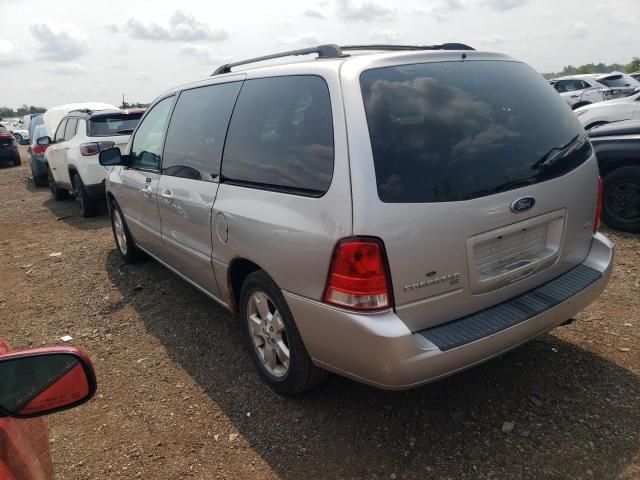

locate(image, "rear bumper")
[[0, 146, 18, 159], [286, 233, 614, 390]]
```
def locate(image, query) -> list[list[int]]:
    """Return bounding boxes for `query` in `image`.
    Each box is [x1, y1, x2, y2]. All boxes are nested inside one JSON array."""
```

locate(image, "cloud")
[[371, 29, 401, 42], [111, 10, 230, 42], [0, 38, 24, 66], [29, 23, 89, 61], [479, 0, 527, 11], [336, 0, 395, 22], [107, 60, 128, 70], [566, 22, 589, 39], [44, 63, 88, 75], [476, 34, 505, 45], [303, 8, 327, 19], [179, 44, 232, 64], [277, 33, 322, 48], [412, 0, 525, 21], [135, 72, 151, 81]]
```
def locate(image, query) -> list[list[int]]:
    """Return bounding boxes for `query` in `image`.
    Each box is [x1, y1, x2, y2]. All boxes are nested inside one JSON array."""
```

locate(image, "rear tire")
[[240, 270, 328, 395], [72, 173, 99, 218], [32, 168, 47, 187], [12, 153, 21, 166], [110, 199, 142, 263], [602, 166, 640, 233], [48, 167, 69, 200]]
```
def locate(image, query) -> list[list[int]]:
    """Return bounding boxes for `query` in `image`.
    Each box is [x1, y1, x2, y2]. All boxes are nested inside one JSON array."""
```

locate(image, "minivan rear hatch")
[[353, 57, 599, 332]]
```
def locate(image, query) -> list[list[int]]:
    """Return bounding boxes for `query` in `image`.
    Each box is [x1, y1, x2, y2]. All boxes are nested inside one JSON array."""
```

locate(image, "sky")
[[0, 0, 638, 109]]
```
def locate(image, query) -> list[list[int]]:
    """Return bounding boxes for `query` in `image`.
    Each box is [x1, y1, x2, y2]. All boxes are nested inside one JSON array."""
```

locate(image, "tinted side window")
[[54, 119, 67, 142], [130, 97, 174, 170], [64, 118, 78, 141], [163, 82, 242, 182], [222, 76, 334, 195]]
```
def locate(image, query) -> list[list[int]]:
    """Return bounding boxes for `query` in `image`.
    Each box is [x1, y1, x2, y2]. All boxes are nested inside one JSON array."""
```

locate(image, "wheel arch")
[[227, 258, 264, 314]]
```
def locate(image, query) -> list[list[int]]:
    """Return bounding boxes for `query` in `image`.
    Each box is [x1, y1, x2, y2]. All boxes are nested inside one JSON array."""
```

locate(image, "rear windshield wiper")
[[531, 133, 589, 171]]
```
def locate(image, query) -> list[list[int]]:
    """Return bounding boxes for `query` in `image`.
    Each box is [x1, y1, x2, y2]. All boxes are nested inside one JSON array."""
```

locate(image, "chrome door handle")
[[160, 189, 174, 203]]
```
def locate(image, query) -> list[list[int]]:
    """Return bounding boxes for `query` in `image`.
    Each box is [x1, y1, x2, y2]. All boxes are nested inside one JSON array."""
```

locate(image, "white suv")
[[550, 75, 612, 110], [40, 108, 144, 217]]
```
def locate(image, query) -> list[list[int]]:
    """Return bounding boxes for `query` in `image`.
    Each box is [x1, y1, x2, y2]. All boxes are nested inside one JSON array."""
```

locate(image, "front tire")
[[110, 199, 142, 263], [602, 166, 640, 233], [72, 174, 99, 218], [48, 168, 69, 200], [13, 134, 22, 143], [240, 271, 328, 395]]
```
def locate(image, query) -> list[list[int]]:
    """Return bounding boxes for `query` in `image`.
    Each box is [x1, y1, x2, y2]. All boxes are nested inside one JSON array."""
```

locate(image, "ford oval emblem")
[[511, 197, 535, 213]]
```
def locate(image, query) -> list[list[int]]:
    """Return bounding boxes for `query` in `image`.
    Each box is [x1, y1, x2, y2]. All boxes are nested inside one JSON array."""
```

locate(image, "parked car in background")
[[27, 114, 43, 145], [101, 44, 613, 394], [575, 91, 640, 129], [0, 125, 20, 166], [0, 339, 96, 480], [630, 72, 640, 82], [9, 126, 29, 144], [550, 75, 612, 109], [40, 102, 117, 145], [589, 120, 640, 232], [28, 124, 49, 186], [596, 72, 640, 98], [40, 108, 144, 217]]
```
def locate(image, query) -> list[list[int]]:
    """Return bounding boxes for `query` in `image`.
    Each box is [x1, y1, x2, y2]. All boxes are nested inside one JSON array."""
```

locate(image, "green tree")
[[625, 57, 640, 73]]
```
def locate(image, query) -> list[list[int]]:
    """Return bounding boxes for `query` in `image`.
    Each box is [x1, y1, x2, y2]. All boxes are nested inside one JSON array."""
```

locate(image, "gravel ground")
[[1, 146, 639, 480]]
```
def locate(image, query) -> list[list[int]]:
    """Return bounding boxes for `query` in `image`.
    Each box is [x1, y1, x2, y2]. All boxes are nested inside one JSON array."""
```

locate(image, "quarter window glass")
[[163, 82, 242, 181], [221, 76, 334, 195], [64, 118, 78, 141], [54, 119, 67, 143], [130, 97, 174, 170]]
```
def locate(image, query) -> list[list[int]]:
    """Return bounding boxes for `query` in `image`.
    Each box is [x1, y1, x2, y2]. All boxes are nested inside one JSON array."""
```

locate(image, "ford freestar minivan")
[[99, 44, 614, 394]]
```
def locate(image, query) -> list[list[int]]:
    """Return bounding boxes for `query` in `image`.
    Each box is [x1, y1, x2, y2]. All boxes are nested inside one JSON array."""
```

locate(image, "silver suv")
[[100, 44, 614, 394]]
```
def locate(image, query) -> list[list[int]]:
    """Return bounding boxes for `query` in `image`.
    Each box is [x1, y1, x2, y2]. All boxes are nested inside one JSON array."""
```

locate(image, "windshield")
[[88, 113, 144, 137], [360, 60, 590, 203]]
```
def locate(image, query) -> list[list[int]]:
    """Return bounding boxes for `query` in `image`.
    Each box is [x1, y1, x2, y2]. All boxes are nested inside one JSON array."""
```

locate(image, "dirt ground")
[[0, 146, 639, 480]]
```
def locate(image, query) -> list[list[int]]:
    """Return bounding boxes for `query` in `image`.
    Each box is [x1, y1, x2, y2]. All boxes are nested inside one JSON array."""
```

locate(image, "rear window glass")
[[361, 61, 589, 203], [89, 113, 144, 136], [597, 75, 640, 88], [221, 75, 334, 196]]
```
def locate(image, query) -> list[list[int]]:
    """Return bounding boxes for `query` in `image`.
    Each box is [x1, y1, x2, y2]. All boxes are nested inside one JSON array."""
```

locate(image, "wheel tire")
[[48, 167, 69, 200], [72, 174, 99, 218], [13, 153, 21, 166], [240, 270, 328, 395], [13, 134, 22, 143], [32, 169, 47, 187], [110, 199, 142, 263], [602, 166, 640, 233]]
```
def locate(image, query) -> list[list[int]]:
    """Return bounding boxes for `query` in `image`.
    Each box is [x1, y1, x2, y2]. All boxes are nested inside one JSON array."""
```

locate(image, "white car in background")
[[549, 75, 612, 110], [596, 71, 640, 98], [575, 91, 640, 129], [40, 106, 144, 217]]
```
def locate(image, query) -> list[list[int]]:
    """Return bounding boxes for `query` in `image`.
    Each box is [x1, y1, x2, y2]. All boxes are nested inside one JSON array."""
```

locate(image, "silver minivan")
[[100, 44, 614, 394]]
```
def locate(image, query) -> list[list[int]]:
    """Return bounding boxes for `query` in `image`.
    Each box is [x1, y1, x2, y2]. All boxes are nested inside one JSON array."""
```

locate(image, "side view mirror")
[[99, 146, 129, 166], [36, 136, 51, 146], [0, 347, 96, 419]]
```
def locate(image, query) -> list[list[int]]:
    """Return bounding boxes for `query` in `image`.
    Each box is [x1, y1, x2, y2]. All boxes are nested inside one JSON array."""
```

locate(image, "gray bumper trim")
[[418, 265, 602, 351]]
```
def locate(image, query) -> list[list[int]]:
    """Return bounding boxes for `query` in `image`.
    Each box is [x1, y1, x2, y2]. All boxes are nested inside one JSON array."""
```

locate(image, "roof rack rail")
[[340, 43, 475, 52], [211, 42, 474, 76], [212, 44, 343, 75]]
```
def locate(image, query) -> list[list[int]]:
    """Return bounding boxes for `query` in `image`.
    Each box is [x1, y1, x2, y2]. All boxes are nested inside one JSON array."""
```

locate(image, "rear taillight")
[[32, 145, 47, 157], [594, 176, 603, 232], [80, 141, 114, 157], [323, 237, 393, 311]]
